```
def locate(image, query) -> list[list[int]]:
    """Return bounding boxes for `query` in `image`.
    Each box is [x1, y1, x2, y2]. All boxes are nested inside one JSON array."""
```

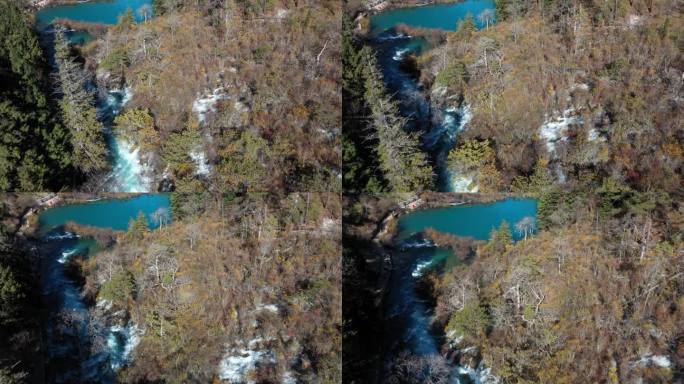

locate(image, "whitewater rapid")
[[424, 103, 476, 193], [376, 33, 477, 193], [41, 232, 139, 383], [100, 86, 151, 192]]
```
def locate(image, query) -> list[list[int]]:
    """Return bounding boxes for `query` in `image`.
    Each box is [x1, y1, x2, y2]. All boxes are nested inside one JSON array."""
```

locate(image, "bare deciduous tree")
[[478, 9, 495, 30], [515, 216, 535, 240]]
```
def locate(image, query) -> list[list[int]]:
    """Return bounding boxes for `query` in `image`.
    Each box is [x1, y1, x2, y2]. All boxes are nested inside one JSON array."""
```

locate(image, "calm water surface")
[[39, 194, 170, 233], [36, 0, 152, 29], [370, 0, 496, 34], [396, 198, 538, 242]]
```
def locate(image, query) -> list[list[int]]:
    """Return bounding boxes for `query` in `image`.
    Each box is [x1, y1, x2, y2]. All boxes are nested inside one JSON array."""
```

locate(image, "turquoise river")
[[383, 198, 537, 382], [36, 0, 154, 192], [369, 1, 495, 192], [37, 194, 170, 383]]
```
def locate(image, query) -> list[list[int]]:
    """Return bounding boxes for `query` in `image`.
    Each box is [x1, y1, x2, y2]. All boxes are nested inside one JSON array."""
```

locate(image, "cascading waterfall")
[[425, 103, 475, 193], [98, 86, 152, 192]]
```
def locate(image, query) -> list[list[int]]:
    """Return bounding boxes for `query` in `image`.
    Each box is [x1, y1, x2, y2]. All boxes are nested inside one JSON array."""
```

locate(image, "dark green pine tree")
[[486, 220, 513, 253], [0, 0, 74, 190], [54, 25, 109, 175], [361, 51, 434, 192], [537, 189, 561, 230], [152, 0, 165, 16], [128, 212, 150, 240], [342, 15, 388, 193], [0, 264, 23, 325], [456, 12, 477, 39], [117, 8, 136, 29], [498, 220, 513, 244], [494, 0, 510, 20]]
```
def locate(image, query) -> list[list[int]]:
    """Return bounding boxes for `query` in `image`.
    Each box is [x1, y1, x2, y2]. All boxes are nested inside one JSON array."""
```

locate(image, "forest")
[[342, 15, 434, 193], [343, 0, 682, 195], [0, 0, 79, 191], [0, 192, 342, 383], [343, 191, 683, 383], [0, 0, 341, 192], [91, 0, 341, 192], [429, 193, 683, 382], [343, 0, 683, 381], [0, 195, 44, 383], [82, 193, 342, 382]]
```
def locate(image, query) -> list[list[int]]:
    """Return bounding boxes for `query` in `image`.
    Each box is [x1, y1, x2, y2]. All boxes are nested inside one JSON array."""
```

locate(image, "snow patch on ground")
[[571, 83, 590, 92], [193, 87, 229, 124], [634, 354, 671, 369], [446, 330, 463, 344], [189, 147, 212, 176], [218, 339, 276, 383], [96, 299, 113, 311], [320, 218, 339, 234], [628, 14, 644, 28], [587, 128, 600, 141], [282, 371, 297, 384], [275, 8, 290, 19], [254, 304, 279, 314], [539, 108, 583, 154], [234, 100, 249, 114], [555, 164, 567, 184], [587, 128, 605, 143]]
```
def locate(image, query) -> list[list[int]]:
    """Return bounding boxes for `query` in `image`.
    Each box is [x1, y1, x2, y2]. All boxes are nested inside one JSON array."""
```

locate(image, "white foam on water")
[[393, 48, 410, 61], [449, 174, 478, 193], [438, 105, 477, 193], [456, 361, 500, 384], [412, 260, 432, 278], [375, 33, 410, 42], [57, 248, 78, 264], [109, 138, 152, 192], [105, 86, 152, 192], [46, 231, 79, 240], [401, 239, 435, 249], [106, 322, 142, 371]]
